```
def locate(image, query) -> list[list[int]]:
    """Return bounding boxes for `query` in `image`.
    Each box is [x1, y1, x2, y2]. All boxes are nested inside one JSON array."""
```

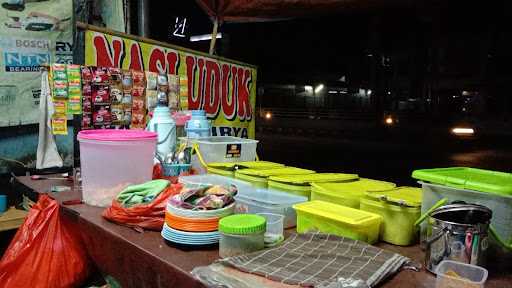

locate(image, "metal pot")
[[424, 203, 492, 273]]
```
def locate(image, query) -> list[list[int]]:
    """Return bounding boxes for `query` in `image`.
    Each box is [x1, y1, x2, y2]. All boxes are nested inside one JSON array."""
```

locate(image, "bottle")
[[185, 110, 211, 138], [146, 106, 176, 159]]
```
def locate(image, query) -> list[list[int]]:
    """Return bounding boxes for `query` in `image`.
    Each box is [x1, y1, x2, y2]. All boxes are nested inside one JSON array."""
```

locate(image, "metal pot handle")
[[414, 198, 448, 227]]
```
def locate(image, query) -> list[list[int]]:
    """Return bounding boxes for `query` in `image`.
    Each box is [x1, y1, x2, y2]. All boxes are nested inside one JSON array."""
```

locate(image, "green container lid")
[[269, 173, 359, 185], [236, 167, 315, 178], [412, 167, 512, 196], [219, 214, 266, 235], [365, 186, 422, 207], [208, 161, 285, 171]]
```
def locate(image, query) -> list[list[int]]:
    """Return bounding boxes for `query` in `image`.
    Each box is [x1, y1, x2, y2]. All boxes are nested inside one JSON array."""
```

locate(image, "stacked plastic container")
[[310, 178, 396, 208], [235, 167, 315, 188], [207, 161, 285, 178], [360, 187, 422, 245], [268, 173, 359, 199]]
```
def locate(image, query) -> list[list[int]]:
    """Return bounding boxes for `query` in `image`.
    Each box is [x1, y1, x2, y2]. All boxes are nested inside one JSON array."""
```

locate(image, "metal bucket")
[[424, 203, 492, 272]]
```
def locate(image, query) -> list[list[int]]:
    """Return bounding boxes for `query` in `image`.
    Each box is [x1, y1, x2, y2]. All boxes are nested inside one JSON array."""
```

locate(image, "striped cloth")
[[218, 232, 411, 288]]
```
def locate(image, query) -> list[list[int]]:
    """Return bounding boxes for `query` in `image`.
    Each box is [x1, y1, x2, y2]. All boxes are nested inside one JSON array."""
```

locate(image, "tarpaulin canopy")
[[195, 0, 414, 23]]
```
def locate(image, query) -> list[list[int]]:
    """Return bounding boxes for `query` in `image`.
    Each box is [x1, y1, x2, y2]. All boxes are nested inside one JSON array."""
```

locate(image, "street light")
[[314, 84, 324, 94]]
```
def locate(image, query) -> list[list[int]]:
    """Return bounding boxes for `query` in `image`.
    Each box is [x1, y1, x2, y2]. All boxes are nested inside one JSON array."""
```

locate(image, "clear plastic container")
[[219, 214, 266, 258], [234, 188, 307, 228], [219, 231, 265, 258], [78, 130, 157, 207], [435, 260, 488, 288], [194, 136, 258, 163], [258, 213, 284, 247], [420, 181, 512, 249]]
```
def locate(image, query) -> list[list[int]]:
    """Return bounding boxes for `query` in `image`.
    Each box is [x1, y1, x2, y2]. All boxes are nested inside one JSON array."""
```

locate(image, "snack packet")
[[51, 115, 68, 135], [92, 85, 110, 104]]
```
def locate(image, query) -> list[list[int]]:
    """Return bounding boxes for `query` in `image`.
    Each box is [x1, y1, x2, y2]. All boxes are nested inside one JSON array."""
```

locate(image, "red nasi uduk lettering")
[[185, 55, 253, 122]]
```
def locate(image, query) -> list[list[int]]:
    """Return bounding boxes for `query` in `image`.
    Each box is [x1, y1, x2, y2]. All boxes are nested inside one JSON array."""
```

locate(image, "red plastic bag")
[[0, 195, 89, 288], [102, 183, 182, 231]]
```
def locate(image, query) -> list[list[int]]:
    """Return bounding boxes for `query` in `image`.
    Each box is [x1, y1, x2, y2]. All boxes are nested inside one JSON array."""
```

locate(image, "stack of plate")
[[162, 202, 235, 245]]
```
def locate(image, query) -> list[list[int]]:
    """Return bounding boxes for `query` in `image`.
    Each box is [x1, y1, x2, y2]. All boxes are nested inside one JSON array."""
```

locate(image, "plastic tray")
[[235, 188, 307, 228], [310, 178, 396, 209], [412, 167, 512, 196], [293, 200, 382, 244]]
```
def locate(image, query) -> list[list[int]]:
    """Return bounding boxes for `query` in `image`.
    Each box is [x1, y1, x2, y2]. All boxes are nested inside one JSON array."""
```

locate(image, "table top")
[[0, 207, 28, 232], [14, 175, 512, 288]]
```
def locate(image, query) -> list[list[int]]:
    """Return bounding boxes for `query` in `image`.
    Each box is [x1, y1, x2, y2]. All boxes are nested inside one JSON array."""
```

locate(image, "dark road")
[[257, 132, 512, 186]]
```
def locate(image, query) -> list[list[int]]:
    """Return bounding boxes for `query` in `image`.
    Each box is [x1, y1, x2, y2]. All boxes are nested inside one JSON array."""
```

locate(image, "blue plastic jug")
[[185, 110, 211, 138], [147, 106, 176, 159]]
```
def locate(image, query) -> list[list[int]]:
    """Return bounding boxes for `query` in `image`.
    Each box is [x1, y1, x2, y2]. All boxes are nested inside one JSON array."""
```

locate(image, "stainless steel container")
[[424, 203, 492, 272]]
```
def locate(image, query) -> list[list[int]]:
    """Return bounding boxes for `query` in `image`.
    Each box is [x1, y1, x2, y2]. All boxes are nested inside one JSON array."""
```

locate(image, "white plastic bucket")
[[78, 130, 157, 207]]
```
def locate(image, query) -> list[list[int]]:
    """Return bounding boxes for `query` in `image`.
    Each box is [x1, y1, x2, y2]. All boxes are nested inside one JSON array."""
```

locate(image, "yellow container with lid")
[[310, 178, 396, 209], [207, 161, 285, 178], [360, 187, 422, 246], [268, 173, 359, 199], [293, 200, 382, 244], [235, 167, 315, 188]]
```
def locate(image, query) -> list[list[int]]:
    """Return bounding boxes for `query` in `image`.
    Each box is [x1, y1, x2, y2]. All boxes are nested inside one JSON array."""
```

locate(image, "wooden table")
[[13, 176, 512, 288], [0, 207, 28, 232]]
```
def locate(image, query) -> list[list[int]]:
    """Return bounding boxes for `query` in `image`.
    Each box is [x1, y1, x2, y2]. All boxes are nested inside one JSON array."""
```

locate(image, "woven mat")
[[218, 232, 411, 288]]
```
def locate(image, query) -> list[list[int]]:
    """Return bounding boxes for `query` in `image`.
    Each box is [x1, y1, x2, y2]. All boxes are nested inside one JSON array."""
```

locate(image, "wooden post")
[[209, 18, 219, 55]]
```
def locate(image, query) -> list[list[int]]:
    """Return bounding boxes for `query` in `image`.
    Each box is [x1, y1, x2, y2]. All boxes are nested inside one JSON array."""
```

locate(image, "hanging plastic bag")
[[0, 194, 89, 288], [103, 184, 182, 231]]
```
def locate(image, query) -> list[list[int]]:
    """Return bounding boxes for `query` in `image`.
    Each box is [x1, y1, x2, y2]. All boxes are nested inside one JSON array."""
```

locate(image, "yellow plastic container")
[[310, 178, 396, 209], [235, 167, 315, 188], [208, 161, 285, 178], [360, 187, 422, 246], [293, 200, 382, 244], [268, 173, 359, 199]]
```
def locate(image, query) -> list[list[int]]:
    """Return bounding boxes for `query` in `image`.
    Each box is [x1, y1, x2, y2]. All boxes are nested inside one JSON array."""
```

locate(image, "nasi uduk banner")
[[0, 0, 73, 127], [84, 29, 257, 139]]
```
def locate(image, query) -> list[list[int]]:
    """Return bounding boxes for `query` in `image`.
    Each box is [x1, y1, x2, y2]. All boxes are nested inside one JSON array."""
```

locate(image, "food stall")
[[2, 19, 512, 288]]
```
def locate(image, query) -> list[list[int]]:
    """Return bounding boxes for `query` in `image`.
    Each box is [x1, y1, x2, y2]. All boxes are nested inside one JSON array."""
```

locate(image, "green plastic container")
[[412, 167, 512, 196], [219, 214, 266, 258], [208, 161, 285, 178], [235, 167, 315, 188], [268, 173, 359, 199], [293, 200, 382, 244], [360, 187, 422, 246], [310, 178, 396, 209]]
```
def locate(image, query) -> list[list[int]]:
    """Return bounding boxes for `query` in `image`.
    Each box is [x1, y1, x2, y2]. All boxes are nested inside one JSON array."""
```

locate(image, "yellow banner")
[[85, 30, 257, 138]]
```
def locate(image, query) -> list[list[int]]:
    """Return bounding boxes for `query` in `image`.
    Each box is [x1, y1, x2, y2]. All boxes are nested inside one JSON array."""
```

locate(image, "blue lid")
[[191, 110, 206, 116]]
